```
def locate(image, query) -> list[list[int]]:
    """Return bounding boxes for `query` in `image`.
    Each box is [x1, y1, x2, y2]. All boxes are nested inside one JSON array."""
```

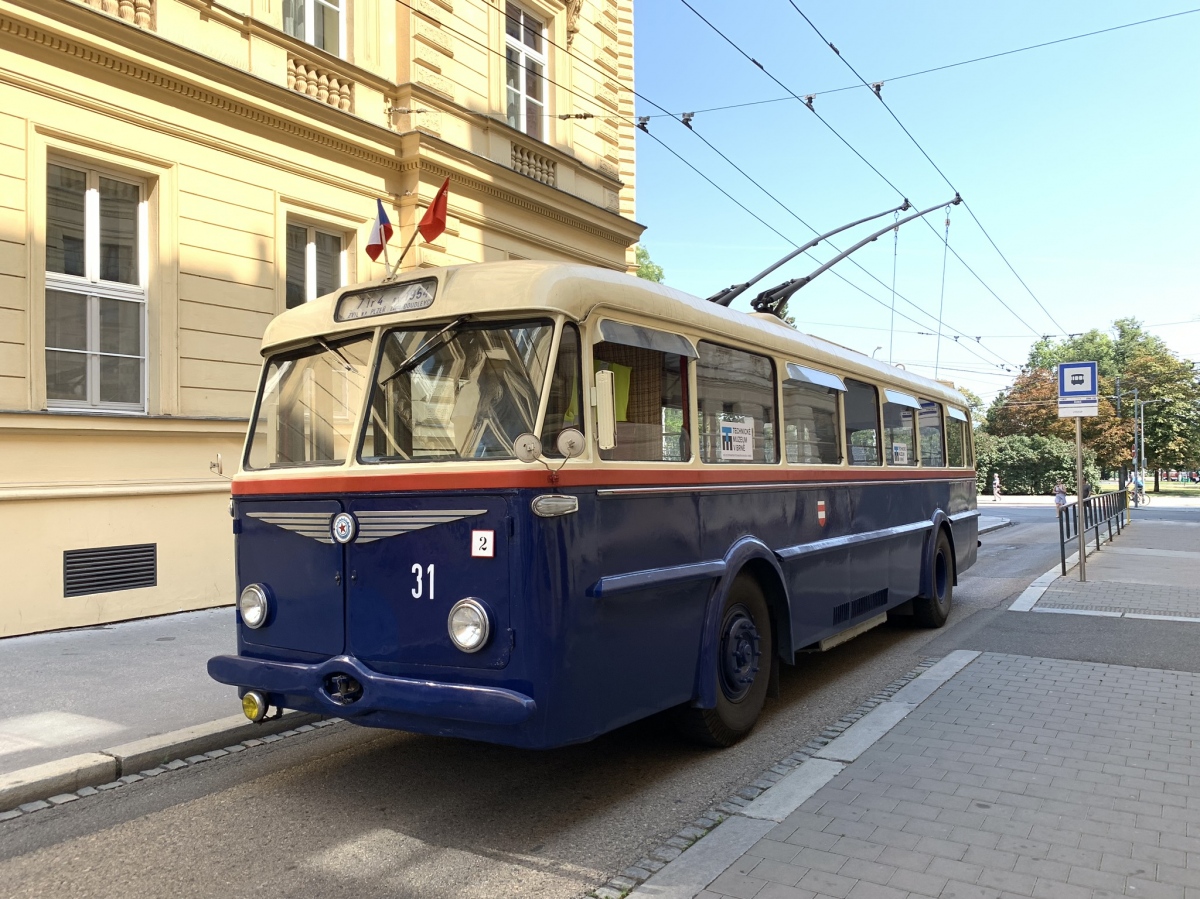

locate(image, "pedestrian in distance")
[[1054, 479, 1067, 514], [992, 472, 1001, 502], [1082, 482, 1092, 500]]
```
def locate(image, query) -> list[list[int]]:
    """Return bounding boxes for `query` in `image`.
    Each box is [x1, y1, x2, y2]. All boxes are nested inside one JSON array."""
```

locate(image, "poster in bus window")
[[892, 443, 908, 464], [719, 415, 754, 461]]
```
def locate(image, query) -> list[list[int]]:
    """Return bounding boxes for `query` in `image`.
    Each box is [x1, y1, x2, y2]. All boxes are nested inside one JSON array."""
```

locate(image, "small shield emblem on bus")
[[817, 500, 827, 527], [331, 512, 357, 544]]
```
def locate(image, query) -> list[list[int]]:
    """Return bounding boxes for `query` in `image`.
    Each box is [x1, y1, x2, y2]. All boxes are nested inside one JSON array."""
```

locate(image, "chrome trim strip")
[[776, 519, 933, 561], [590, 559, 727, 598], [597, 478, 978, 497], [949, 509, 981, 522], [246, 512, 334, 543], [355, 509, 487, 543]]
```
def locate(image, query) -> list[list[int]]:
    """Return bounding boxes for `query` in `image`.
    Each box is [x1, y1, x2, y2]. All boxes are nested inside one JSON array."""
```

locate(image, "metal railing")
[[1058, 490, 1128, 575]]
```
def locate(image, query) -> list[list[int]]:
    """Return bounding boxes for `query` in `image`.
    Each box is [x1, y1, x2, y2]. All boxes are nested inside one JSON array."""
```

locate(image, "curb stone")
[[0, 712, 340, 817], [584, 656, 942, 899]]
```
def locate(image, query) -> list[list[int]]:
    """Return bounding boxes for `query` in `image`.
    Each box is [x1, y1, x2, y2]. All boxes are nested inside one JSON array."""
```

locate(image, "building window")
[[45, 163, 146, 412], [286, 223, 344, 308], [283, 0, 343, 57], [505, 2, 546, 141]]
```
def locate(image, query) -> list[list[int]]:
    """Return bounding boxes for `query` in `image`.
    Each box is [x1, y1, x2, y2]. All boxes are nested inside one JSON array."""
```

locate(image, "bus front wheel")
[[913, 530, 954, 628], [679, 575, 773, 747]]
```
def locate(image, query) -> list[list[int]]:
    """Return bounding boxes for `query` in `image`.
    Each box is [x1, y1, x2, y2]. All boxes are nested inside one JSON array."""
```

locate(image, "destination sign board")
[[335, 279, 437, 322]]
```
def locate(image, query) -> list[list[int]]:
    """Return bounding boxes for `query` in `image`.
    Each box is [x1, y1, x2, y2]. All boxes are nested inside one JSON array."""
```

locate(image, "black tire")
[[913, 530, 954, 628], [677, 575, 773, 747]]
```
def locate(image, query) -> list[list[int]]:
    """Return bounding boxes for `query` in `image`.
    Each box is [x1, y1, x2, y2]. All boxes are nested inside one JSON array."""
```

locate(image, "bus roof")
[[263, 261, 971, 409]]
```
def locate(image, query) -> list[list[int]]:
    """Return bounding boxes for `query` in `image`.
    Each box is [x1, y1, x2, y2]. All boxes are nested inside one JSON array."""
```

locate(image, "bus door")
[[343, 494, 513, 673], [237, 499, 346, 656]]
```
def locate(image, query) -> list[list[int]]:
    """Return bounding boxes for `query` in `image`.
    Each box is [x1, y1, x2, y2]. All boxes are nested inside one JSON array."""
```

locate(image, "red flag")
[[418, 178, 450, 243]]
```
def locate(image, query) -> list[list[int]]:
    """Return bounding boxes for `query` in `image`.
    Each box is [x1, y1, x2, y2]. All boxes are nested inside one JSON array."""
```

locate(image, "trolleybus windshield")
[[360, 318, 580, 464], [245, 334, 374, 470]]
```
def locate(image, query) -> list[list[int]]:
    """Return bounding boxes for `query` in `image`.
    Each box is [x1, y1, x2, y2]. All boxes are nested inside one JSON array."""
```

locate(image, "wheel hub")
[[719, 604, 761, 702]]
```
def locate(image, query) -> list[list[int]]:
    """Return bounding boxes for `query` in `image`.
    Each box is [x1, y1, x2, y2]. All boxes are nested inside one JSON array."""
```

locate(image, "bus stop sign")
[[1058, 361, 1098, 418]]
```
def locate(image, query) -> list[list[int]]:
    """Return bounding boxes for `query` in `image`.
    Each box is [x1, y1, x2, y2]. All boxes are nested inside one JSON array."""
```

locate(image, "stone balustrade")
[[81, 0, 154, 29], [287, 55, 354, 112]]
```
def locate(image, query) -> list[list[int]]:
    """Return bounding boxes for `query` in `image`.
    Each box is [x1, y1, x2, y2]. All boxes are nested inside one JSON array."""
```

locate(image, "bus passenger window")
[[697, 342, 777, 464], [543, 324, 581, 457], [844, 379, 881, 466], [783, 381, 839, 464], [919, 400, 945, 467], [594, 341, 689, 462], [946, 412, 968, 467], [882, 399, 918, 466]]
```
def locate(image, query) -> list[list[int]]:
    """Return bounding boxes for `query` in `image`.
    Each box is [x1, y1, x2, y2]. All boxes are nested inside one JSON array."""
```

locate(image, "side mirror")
[[556, 428, 585, 459], [595, 369, 616, 451], [513, 433, 543, 463]]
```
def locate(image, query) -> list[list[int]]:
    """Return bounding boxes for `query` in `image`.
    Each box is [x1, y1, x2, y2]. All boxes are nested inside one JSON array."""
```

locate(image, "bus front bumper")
[[207, 653, 536, 726]]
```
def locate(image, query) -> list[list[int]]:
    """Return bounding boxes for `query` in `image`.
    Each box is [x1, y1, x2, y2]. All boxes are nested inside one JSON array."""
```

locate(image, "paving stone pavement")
[[694, 652, 1200, 899]]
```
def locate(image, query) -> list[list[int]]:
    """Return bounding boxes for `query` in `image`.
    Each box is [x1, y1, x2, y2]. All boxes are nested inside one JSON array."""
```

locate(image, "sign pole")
[[1057, 361, 1098, 581], [1075, 415, 1086, 582]]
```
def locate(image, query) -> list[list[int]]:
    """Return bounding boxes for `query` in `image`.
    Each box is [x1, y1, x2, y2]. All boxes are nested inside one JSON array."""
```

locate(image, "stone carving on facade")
[[566, 0, 583, 45]]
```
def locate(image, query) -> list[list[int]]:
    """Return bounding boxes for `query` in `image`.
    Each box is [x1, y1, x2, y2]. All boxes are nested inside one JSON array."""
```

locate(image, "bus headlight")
[[448, 598, 490, 653], [239, 584, 270, 629]]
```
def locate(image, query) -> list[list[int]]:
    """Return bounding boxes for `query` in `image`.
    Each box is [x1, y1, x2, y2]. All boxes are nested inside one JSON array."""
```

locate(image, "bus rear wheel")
[[678, 575, 773, 747], [913, 530, 954, 628]]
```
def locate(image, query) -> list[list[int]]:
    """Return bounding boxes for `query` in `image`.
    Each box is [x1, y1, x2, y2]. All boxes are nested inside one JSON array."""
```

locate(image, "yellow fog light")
[[242, 690, 269, 722]]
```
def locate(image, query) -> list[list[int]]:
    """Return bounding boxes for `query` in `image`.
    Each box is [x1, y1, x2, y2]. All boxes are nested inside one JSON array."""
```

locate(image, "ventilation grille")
[[64, 544, 157, 597], [832, 588, 888, 626]]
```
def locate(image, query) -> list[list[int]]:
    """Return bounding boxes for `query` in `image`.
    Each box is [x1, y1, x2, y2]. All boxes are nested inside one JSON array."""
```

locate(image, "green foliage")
[[1012, 318, 1200, 473], [635, 245, 663, 282], [974, 432, 1100, 496]]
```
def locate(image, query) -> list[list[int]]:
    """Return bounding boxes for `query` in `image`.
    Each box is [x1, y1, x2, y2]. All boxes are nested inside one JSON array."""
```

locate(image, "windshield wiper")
[[315, 337, 358, 374], [381, 316, 469, 385]]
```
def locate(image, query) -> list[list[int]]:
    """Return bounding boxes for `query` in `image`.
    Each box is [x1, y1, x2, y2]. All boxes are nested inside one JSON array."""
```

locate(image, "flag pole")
[[386, 228, 421, 280]]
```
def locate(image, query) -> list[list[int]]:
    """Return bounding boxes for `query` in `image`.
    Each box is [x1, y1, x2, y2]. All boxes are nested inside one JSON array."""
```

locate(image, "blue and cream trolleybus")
[[208, 261, 977, 749]]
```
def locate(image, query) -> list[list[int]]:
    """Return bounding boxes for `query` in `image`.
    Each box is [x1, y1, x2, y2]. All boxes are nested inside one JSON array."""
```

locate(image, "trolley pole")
[[1075, 416, 1087, 583]]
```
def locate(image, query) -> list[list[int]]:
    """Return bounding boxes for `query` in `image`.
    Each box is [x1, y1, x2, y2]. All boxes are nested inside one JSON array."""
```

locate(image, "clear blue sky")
[[631, 1, 1200, 402]]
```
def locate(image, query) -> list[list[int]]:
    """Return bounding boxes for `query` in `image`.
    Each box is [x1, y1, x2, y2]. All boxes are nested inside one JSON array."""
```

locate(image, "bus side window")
[[844, 379, 881, 465], [783, 381, 840, 464], [882, 397, 918, 466], [593, 341, 689, 462], [919, 400, 945, 467], [696, 342, 777, 464], [946, 414, 967, 467]]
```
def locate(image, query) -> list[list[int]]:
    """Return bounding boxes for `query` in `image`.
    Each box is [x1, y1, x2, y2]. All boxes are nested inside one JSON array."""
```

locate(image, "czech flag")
[[418, 178, 450, 243], [365, 198, 393, 262]]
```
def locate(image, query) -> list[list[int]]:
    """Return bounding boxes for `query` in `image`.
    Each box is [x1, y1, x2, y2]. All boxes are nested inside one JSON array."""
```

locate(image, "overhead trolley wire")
[[675, 1, 1047, 348], [785, 0, 1071, 338], [640, 6, 1200, 119]]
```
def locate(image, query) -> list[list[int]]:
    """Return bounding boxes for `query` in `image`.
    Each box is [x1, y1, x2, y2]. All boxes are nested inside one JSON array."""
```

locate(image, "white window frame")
[[505, 2, 548, 140], [286, 221, 347, 308], [284, 0, 346, 58], [45, 163, 148, 413]]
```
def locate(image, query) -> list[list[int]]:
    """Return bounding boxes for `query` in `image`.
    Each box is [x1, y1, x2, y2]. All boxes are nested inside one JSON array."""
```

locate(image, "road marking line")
[[1030, 607, 1123, 618]]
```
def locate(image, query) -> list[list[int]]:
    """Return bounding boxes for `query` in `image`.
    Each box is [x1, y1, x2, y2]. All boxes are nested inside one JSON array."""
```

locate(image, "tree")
[[1017, 318, 1197, 484], [635, 244, 663, 282], [975, 432, 1099, 496], [985, 368, 1130, 471]]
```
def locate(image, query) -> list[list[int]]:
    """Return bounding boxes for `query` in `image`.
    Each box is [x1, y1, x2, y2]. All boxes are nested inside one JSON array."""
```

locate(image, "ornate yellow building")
[[0, 0, 641, 636]]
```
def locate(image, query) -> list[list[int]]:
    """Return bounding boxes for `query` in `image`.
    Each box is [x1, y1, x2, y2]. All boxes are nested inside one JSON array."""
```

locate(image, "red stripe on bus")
[[231, 467, 975, 496]]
